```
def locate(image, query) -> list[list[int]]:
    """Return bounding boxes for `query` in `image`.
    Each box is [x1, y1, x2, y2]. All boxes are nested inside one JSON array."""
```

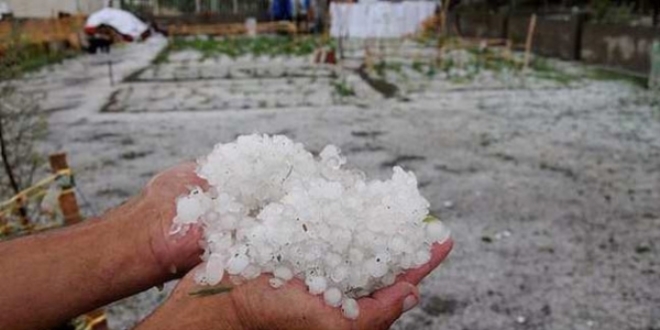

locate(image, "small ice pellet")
[[323, 288, 343, 307], [341, 298, 360, 320], [176, 196, 203, 223], [324, 253, 342, 268], [241, 264, 261, 280], [365, 257, 388, 278], [273, 266, 294, 281], [382, 272, 396, 286], [306, 275, 328, 295], [323, 287, 343, 307], [330, 266, 348, 283], [269, 277, 285, 289], [205, 255, 225, 285], [226, 254, 250, 275], [414, 250, 431, 266], [426, 221, 451, 244]]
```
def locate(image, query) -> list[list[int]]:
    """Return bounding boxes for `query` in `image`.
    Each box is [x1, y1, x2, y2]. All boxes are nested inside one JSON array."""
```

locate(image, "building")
[[1, 0, 116, 18]]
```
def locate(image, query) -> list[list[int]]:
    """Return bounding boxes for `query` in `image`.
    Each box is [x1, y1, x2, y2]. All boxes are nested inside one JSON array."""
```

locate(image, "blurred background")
[[0, 0, 658, 329]]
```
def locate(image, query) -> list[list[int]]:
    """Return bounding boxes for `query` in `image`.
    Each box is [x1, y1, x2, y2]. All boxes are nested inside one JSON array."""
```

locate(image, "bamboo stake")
[[523, 14, 537, 72], [49, 153, 82, 225]]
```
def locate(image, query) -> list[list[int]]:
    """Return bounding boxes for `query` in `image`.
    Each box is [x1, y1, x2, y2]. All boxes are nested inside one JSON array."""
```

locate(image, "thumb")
[[358, 281, 419, 330]]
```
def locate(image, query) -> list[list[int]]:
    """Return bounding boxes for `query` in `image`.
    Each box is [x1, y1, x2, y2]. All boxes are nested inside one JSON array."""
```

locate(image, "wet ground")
[[20, 36, 660, 329]]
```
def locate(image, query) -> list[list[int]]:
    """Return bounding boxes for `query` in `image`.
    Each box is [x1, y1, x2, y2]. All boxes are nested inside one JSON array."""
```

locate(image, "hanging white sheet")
[[330, 1, 438, 39]]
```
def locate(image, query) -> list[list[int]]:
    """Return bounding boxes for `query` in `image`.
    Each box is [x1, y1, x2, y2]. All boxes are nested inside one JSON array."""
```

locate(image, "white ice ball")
[[426, 220, 451, 243], [305, 275, 328, 295], [176, 196, 204, 224], [227, 254, 250, 275], [341, 298, 360, 320], [274, 266, 294, 281], [323, 287, 343, 307]]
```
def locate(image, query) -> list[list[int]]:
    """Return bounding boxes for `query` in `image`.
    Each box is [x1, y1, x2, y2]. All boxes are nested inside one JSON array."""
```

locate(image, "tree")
[[0, 29, 47, 201]]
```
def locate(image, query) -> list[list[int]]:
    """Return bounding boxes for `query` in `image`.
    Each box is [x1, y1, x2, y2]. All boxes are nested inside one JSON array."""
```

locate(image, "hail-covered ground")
[[22, 35, 660, 329]]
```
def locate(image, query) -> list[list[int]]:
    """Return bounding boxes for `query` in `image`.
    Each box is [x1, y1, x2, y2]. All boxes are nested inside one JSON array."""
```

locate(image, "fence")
[[122, 0, 270, 21], [0, 153, 82, 237], [454, 12, 660, 77], [0, 16, 86, 52]]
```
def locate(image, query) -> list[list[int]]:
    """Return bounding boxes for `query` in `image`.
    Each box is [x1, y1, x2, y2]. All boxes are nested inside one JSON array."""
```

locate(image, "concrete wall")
[[457, 12, 660, 76], [457, 13, 506, 39], [581, 24, 660, 74], [509, 15, 578, 60], [5, 0, 107, 17]]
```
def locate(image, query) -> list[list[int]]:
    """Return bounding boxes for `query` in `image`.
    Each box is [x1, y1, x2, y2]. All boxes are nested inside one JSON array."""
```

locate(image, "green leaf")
[[423, 215, 439, 223], [189, 285, 233, 297]]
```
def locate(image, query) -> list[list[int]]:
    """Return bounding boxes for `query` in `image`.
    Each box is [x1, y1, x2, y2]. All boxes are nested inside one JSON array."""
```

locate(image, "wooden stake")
[[523, 14, 537, 72], [504, 39, 513, 61], [49, 153, 82, 225], [83, 309, 109, 330]]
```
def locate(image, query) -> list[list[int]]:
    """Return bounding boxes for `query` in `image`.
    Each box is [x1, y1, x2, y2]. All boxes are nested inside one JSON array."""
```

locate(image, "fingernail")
[[402, 295, 418, 312]]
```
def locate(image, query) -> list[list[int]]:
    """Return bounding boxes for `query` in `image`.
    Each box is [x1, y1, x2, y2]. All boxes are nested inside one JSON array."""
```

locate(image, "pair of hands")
[[136, 163, 454, 330]]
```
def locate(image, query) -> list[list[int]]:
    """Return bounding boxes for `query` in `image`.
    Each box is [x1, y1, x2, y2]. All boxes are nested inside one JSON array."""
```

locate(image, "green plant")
[[592, 0, 635, 24], [332, 79, 355, 98], [530, 57, 578, 85], [374, 61, 387, 77], [587, 68, 647, 87], [167, 36, 330, 59]]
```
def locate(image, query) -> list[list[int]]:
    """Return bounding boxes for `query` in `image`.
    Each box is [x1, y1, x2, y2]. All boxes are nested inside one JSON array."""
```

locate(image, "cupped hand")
[[137, 240, 453, 330], [131, 162, 207, 278]]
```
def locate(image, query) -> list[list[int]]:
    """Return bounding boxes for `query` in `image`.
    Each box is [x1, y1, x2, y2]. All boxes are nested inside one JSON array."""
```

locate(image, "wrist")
[[116, 193, 202, 281], [136, 291, 247, 330]]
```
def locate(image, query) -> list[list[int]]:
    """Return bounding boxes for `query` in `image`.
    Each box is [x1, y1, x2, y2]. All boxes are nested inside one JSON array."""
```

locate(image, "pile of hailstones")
[[173, 134, 450, 319]]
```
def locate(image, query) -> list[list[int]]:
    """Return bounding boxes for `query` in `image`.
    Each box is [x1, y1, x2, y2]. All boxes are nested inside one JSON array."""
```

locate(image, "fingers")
[[399, 239, 453, 285], [165, 223, 204, 274], [358, 282, 419, 330], [169, 162, 209, 189], [357, 239, 453, 329], [147, 162, 209, 193]]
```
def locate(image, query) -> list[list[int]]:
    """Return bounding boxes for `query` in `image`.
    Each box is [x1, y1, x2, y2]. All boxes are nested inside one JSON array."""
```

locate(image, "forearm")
[[0, 196, 172, 330], [135, 293, 245, 330]]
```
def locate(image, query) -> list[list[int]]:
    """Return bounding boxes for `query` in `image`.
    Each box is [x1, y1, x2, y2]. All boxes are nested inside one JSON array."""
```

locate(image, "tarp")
[[330, 1, 438, 38], [272, 0, 293, 21], [0, 2, 11, 16], [85, 8, 149, 40]]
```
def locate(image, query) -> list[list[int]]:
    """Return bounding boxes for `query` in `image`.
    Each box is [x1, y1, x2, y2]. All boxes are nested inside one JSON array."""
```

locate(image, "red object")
[[326, 50, 337, 64], [84, 26, 97, 35]]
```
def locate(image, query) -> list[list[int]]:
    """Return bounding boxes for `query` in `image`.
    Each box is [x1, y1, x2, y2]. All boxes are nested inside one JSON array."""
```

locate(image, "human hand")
[[136, 240, 453, 330], [126, 162, 207, 279]]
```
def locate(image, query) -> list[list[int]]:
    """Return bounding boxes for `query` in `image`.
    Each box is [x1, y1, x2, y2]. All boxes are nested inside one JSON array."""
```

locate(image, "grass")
[[162, 36, 336, 61], [1, 44, 76, 79], [152, 46, 170, 65], [332, 79, 355, 98], [530, 58, 579, 85], [586, 67, 648, 88]]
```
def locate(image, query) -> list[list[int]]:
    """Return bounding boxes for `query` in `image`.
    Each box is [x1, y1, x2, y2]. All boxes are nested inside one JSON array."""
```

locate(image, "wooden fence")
[[454, 12, 660, 77], [0, 16, 86, 52]]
